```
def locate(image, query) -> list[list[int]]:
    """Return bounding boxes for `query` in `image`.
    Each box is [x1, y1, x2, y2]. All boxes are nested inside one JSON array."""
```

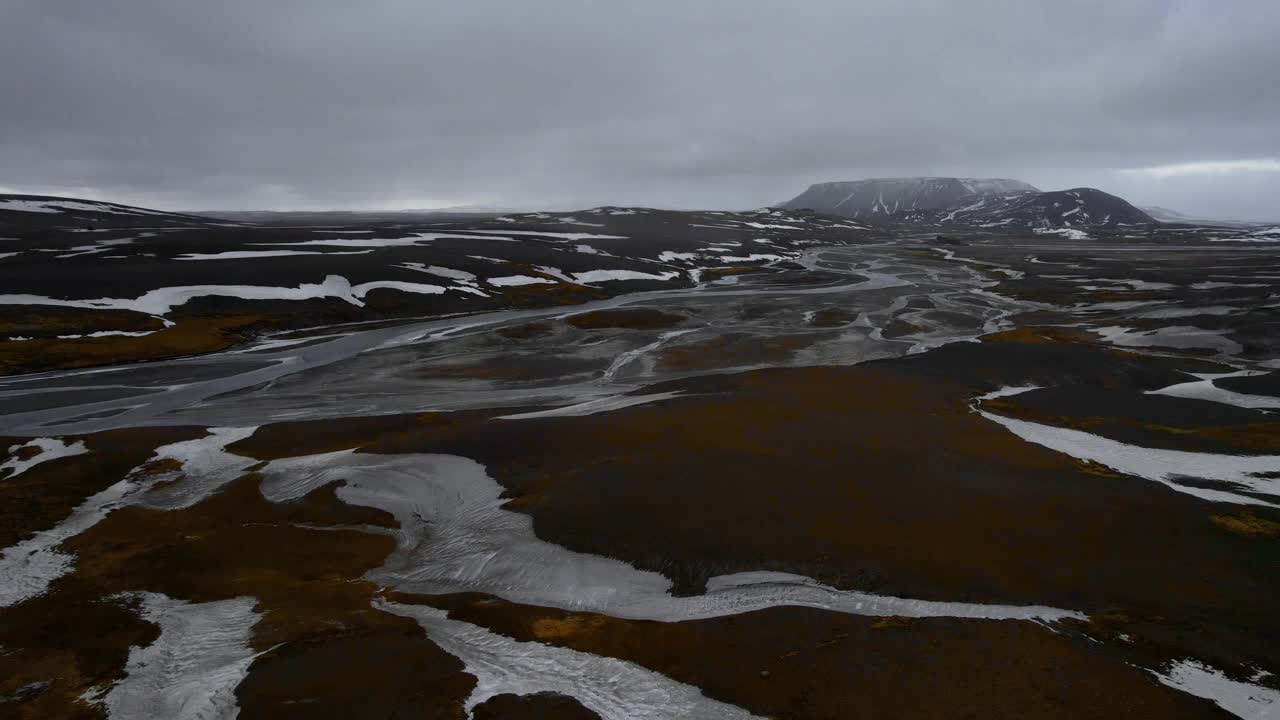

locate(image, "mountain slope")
[[0, 195, 231, 229], [781, 177, 1039, 219], [893, 188, 1153, 227], [1139, 206, 1253, 227]]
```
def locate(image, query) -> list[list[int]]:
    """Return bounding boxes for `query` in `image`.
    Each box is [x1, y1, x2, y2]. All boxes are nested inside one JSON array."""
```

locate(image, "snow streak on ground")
[[90, 593, 262, 720], [1148, 372, 1280, 410], [975, 387, 1280, 507], [1151, 660, 1280, 720], [0, 428, 257, 607], [379, 599, 761, 720], [1, 437, 88, 479], [0, 274, 484, 315]]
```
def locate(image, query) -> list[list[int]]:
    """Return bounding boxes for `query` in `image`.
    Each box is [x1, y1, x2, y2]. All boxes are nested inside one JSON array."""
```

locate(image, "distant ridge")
[[0, 194, 230, 229], [782, 178, 1153, 228]]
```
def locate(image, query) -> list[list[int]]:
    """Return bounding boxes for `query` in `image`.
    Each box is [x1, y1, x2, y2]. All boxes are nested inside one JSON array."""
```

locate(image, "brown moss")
[[656, 333, 814, 372], [983, 401, 1280, 455], [225, 412, 449, 461], [495, 322, 553, 339], [807, 309, 855, 327], [0, 427, 202, 549], [870, 616, 913, 629], [566, 308, 685, 330], [411, 594, 1225, 720], [1211, 512, 1280, 539], [0, 589, 155, 720], [1, 470, 474, 718], [472, 693, 601, 720], [531, 615, 608, 641], [981, 326, 1100, 345], [0, 315, 269, 375], [0, 306, 163, 339], [700, 266, 766, 280]]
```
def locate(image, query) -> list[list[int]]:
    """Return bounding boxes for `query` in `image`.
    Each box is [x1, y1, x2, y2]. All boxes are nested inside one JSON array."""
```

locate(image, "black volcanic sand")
[[4, 217, 1280, 717]]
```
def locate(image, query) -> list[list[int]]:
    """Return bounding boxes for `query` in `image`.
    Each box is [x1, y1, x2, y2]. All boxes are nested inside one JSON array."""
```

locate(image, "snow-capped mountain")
[[892, 188, 1154, 228], [781, 177, 1040, 219], [0, 195, 229, 229]]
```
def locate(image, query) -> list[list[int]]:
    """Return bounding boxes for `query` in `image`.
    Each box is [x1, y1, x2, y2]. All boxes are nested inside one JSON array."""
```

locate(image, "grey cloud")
[[1, 0, 1277, 218]]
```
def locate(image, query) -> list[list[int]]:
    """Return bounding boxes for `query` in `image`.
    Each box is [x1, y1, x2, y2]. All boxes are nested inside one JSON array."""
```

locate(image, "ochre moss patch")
[[0, 315, 269, 375], [700, 266, 766, 280], [656, 333, 815, 371], [566, 308, 685, 330], [981, 326, 1103, 345], [495, 321, 553, 339], [1212, 512, 1280, 539], [0, 427, 202, 549], [1, 471, 474, 718], [0, 306, 163, 339]]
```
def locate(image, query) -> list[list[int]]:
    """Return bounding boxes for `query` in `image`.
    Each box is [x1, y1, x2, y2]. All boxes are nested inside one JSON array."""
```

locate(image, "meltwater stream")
[[0, 244, 1020, 436]]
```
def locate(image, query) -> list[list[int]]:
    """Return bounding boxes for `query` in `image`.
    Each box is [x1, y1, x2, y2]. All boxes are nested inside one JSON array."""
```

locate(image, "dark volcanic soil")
[[2, 209, 1278, 718]]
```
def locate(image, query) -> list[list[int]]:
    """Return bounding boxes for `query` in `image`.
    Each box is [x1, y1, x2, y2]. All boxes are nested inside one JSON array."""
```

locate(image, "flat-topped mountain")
[[781, 177, 1040, 219], [782, 178, 1154, 228]]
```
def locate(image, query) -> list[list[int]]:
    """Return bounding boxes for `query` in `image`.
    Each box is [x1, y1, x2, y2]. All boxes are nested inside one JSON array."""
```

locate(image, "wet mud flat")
[[2, 220, 1280, 719]]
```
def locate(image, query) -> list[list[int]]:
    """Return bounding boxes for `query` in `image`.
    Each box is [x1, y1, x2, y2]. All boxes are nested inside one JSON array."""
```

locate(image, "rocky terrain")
[[1, 197, 1278, 719]]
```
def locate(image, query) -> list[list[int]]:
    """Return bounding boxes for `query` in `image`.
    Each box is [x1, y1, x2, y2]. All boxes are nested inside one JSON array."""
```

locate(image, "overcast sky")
[[2, 0, 1277, 218]]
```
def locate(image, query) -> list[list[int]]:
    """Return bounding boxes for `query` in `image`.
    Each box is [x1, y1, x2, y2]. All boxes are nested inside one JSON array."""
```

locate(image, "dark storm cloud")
[[2, 0, 1278, 217]]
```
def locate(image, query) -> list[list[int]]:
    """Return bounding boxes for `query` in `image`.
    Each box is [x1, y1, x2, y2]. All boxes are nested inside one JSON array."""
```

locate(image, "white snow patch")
[[0, 274, 477, 316], [1147, 371, 1280, 410], [532, 266, 581, 285], [1094, 325, 1243, 354], [0, 428, 257, 607], [1, 437, 88, 480], [94, 593, 262, 720], [975, 387, 1279, 507], [717, 253, 786, 263], [1192, 281, 1269, 290], [395, 263, 476, 281], [657, 251, 698, 262], [379, 600, 758, 720], [1152, 660, 1280, 720], [177, 249, 373, 260], [488, 275, 556, 287], [464, 230, 627, 241], [572, 269, 679, 283], [1035, 227, 1091, 241], [53, 330, 157, 340], [257, 232, 501, 248]]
